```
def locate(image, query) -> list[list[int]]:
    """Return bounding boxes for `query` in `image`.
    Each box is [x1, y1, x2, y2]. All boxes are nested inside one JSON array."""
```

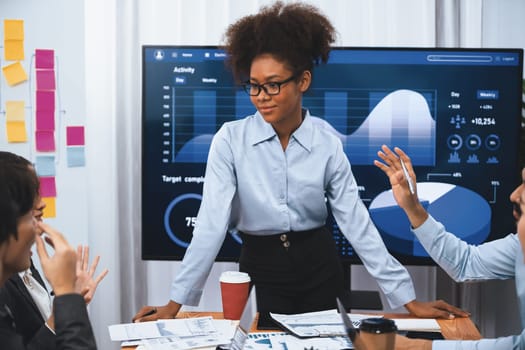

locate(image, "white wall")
[[483, 0, 525, 52], [0, 0, 88, 249]]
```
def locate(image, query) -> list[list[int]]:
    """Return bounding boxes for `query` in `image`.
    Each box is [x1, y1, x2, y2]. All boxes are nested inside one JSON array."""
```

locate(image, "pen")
[[400, 158, 415, 195], [142, 307, 157, 317]]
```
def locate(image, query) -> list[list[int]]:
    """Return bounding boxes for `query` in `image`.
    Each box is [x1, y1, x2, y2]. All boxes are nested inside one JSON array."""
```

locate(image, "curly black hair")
[[221, 1, 337, 83]]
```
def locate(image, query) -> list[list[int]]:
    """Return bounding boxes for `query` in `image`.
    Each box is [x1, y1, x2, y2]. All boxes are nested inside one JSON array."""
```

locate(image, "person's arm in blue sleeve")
[[395, 329, 525, 350]]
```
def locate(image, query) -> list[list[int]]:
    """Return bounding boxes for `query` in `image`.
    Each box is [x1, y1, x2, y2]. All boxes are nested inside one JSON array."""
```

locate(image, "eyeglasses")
[[242, 74, 297, 96]]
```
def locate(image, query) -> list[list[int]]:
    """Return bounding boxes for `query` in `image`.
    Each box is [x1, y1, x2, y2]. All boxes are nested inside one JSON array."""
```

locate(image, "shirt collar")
[[18, 268, 31, 279], [251, 111, 277, 145], [251, 109, 313, 152]]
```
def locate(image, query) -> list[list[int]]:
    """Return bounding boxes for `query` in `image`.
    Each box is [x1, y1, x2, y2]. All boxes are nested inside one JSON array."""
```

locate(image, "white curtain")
[[436, 0, 482, 47]]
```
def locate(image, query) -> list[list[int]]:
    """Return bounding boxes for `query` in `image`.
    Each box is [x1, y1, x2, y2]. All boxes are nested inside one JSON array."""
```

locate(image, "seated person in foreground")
[[0, 152, 108, 348], [375, 145, 525, 350], [0, 152, 97, 349]]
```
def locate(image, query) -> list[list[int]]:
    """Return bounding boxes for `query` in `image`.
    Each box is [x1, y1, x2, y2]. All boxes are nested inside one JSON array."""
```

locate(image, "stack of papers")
[[109, 311, 442, 349], [108, 317, 236, 349], [245, 332, 353, 350], [270, 309, 372, 338], [270, 309, 441, 336]]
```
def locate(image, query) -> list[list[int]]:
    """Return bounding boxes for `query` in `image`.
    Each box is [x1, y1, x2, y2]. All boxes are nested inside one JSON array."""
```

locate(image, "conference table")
[[121, 311, 481, 349]]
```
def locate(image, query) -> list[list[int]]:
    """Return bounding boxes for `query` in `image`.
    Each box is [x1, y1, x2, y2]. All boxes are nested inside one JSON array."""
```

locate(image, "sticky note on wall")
[[36, 110, 55, 131], [6, 121, 27, 142], [67, 147, 85, 167], [39, 176, 57, 197], [2, 61, 27, 86], [66, 126, 85, 145], [41, 197, 56, 218], [6, 101, 25, 121], [4, 40, 24, 61], [4, 19, 24, 40], [35, 155, 56, 177], [35, 49, 54, 69], [35, 130, 55, 151], [36, 69, 56, 90], [36, 90, 55, 111]]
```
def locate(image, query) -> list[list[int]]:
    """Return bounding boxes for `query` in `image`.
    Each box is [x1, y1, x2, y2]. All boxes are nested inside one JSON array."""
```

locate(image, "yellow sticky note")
[[42, 197, 56, 218], [4, 19, 24, 40], [6, 101, 25, 121], [6, 121, 27, 142], [2, 61, 27, 86], [4, 40, 24, 61]]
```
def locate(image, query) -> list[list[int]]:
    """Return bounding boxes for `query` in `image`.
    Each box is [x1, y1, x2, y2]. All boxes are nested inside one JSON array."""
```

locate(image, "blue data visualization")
[[142, 46, 523, 264]]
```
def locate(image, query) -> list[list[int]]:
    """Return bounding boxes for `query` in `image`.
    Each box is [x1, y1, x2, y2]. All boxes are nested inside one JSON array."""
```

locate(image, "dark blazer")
[[0, 263, 55, 349], [0, 294, 97, 350]]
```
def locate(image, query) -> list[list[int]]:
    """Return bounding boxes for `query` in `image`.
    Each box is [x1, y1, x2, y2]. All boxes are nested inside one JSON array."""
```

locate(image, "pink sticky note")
[[35, 130, 55, 151], [36, 69, 56, 90], [66, 126, 85, 146], [35, 49, 54, 69], [36, 110, 55, 131], [36, 90, 55, 112], [39, 176, 56, 197]]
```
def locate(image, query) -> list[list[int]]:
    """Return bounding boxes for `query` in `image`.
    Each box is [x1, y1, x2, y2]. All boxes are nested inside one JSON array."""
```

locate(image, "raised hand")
[[75, 245, 109, 304], [374, 145, 428, 229]]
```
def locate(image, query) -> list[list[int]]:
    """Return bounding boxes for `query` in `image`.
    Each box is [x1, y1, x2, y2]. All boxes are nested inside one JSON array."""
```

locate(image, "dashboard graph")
[[142, 46, 523, 264], [369, 182, 491, 257], [171, 88, 436, 166]]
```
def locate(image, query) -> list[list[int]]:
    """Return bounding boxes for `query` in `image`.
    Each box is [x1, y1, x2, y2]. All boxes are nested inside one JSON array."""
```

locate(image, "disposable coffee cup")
[[358, 317, 397, 350], [219, 271, 251, 320]]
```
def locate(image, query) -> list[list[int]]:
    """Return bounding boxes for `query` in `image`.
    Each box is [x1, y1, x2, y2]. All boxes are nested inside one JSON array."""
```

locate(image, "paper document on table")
[[243, 332, 353, 350], [108, 316, 227, 341], [270, 309, 375, 338], [271, 334, 353, 350], [142, 320, 236, 350], [391, 318, 441, 332], [141, 332, 233, 350], [244, 332, 288, 349]]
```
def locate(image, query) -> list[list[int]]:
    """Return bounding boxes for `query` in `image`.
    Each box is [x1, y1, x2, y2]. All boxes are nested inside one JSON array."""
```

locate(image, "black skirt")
[[239, 226, 346, 315]]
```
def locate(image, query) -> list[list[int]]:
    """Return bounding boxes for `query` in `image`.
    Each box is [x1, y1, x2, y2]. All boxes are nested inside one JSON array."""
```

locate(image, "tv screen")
[[142, 45, 524, 264]]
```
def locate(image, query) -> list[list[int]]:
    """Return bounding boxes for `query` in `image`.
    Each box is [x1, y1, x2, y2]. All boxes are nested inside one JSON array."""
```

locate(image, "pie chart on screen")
[[369, 182, 491, 257]]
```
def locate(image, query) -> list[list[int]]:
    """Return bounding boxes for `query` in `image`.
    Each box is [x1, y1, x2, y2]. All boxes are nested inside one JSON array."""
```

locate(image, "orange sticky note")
[[6, 101, 25, 121], [2, 61, 27, 86], [41, 197, 56, 218], [6, 121, 27, 142], [4, 19, 24, 40], [4, 40, 24, 61]]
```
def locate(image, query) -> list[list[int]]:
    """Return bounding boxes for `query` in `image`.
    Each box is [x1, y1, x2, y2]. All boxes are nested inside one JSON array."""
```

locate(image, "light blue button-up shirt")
[[413, 215, 525, 349], [170, 110, 415, 309]]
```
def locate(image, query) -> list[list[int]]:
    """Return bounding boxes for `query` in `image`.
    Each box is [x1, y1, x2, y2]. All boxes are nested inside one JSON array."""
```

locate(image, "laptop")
[[217, 286, 258, 350], [337, 297, 357, 347]]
